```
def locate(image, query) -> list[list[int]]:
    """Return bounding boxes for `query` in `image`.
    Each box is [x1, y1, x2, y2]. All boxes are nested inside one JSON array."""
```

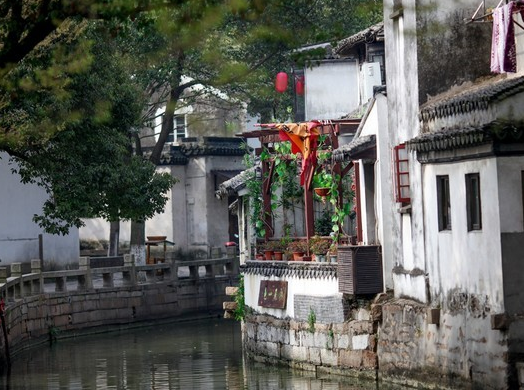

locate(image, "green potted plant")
[[313, 171, 333, 198], [287, 240, 309, 261], [266, 240, 285, 260], [328, 243, 338, 263], [261, 241, 274, 260], [309, 235, 331, 262]]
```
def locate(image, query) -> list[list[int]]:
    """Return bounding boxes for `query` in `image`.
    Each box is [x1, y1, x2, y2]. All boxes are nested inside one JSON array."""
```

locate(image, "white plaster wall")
[[147, 165, 176, 241], [357, 98, 380, 246], [244, 272, 338, 319], [0, 153, 79, 264], [374, 93, 395, 290], [360, 62, 382, 103], [358, 100, 379, 138], [422, 158, 503, 310], [305, 61, 359, 120], [384, 0, 427, 301], [497, 157, 524, 233]]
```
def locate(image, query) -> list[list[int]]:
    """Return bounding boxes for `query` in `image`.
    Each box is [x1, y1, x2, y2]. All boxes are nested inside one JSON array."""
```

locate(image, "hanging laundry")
[[491, 2, 518, 73], [277, 121, 321, 185]]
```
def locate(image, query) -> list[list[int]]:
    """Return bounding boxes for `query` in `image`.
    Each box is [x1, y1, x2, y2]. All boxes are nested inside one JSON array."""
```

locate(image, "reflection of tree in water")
[[3, 318, 398, 389]]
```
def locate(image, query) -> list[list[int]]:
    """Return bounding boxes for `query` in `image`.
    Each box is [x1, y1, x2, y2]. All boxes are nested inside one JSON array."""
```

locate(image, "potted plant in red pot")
[[287, 240, 309, 261], [261, 242, 275, 260]]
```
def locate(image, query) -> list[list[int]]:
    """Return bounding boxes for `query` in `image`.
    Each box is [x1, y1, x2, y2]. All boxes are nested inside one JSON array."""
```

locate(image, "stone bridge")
[[0, 253, 240, 365]]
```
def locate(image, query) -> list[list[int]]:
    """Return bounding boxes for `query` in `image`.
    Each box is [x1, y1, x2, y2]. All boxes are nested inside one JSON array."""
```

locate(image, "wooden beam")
[[261, 159, 273, 239], [355, 161, 363, 243], [304, 164, 315, 239]]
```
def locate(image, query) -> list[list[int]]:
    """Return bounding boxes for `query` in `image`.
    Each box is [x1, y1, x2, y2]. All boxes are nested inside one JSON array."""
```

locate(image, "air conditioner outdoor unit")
[[338, 245, 383, 295]]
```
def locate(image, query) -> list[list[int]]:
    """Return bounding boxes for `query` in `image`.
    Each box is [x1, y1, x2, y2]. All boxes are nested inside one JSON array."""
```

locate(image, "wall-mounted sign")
[[258, 280, 288, 309]]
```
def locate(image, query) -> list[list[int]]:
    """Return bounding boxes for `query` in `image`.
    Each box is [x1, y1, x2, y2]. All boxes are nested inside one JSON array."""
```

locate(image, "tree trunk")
[[130, 220, 146, 265], [108, 220, 120, 256]]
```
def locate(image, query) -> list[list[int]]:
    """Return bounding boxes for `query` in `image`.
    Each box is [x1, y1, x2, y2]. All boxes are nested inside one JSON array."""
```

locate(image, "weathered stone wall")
[[294, 294, 349, 324], [378, 298, 508, 390], [0, 256, 239, 360], [6, 278, 229, 355], [244, 294, 516, 389], [242, 309, 379, 382]]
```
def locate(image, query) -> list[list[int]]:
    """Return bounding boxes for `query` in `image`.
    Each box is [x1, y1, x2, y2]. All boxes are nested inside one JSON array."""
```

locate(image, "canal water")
[[0, 318, 398, 389]]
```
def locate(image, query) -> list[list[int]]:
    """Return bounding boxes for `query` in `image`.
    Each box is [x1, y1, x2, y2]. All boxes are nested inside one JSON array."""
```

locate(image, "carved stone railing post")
[[55, 276, 67, 293], [0, 267, 7, 284], [102, 272, 114, 288], [11, 263, 22, 298], [78, 256, 93, 290], [10, 263, 21, 278], [122, 254, 136, 286], [145, 266, 156, 282], [226, 257, 240, 276], [211, 247, 222, 258], [189, 265, 199, 280], [0, 267, 7, 301], [225, 246, 237, 257], [205, 263, 215, 278], [164, 260, 178, 282], [30, 259, 43, 294]]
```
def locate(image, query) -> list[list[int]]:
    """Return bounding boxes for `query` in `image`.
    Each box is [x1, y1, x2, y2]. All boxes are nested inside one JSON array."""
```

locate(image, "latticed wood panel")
[[338, 245, 383, 295]]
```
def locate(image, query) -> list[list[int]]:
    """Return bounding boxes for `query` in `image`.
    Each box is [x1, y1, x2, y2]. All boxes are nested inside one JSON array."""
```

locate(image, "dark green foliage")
[[234, 275, 245, 321], [4, 21, 176, 234], [315, 210, 333, 236]]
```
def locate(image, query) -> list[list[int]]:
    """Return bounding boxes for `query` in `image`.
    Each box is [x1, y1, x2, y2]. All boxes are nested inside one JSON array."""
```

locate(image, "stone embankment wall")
[[241, 258, 518, 389], [378, 299, 508, 390], [0, 254, 239, 360], [242, 303, 382, 383]]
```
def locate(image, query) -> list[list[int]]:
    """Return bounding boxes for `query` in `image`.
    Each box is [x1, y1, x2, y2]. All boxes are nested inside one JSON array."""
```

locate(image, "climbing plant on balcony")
[[242, 145, 266, 238], [271, 141, 303, 211]]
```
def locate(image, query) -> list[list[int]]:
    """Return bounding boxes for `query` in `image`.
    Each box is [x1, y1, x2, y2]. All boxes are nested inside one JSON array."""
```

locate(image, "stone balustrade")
[[0, 253, 239, 364], [0, 254, 239, 302]]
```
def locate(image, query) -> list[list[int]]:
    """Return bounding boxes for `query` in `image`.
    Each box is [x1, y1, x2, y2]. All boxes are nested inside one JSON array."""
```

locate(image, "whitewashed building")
[[378, 0, 524, 387], [0, 152, 79, 265]]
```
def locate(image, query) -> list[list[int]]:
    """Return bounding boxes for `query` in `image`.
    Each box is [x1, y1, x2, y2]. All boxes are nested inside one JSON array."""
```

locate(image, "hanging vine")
[[242, 145, 266, 238], [272, 141, 302, 212]]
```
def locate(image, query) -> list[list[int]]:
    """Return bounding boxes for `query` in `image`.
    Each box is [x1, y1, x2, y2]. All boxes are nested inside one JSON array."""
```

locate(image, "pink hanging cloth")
[[490, 2, 523, 73]]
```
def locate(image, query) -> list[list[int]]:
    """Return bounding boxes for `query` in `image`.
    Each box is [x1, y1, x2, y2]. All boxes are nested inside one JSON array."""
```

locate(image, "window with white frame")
[[166, 114, 187, 143]]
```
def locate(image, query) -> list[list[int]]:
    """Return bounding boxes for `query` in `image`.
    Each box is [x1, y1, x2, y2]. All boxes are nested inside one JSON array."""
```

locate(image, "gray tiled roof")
[[420, 75, 524, 122], [241, 261, 337, 279], [334, 22, 384, 55], [332, 135, 376, 162], [406, 120, 524, 152], [215, 166, 258, 199], [158, 137, 245, 165]]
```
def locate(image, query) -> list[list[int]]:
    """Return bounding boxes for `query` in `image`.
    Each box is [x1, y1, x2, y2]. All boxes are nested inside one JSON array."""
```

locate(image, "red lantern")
[[275, 72, 288, 93], [295, 76, 305, 95]]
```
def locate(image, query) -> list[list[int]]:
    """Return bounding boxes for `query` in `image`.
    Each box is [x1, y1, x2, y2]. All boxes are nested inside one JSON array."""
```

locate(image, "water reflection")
[[1, 318, 392, 389]]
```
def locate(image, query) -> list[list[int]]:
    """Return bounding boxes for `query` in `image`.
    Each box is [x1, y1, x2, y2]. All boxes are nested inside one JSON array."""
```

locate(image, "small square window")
[[466, 173, 482, 231], [436, 175, 451, 231]]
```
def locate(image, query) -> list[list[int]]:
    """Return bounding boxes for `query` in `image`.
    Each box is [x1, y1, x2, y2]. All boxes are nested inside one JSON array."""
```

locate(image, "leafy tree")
[[2, 21, 176, 235], [0, 0, 381, 256]]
